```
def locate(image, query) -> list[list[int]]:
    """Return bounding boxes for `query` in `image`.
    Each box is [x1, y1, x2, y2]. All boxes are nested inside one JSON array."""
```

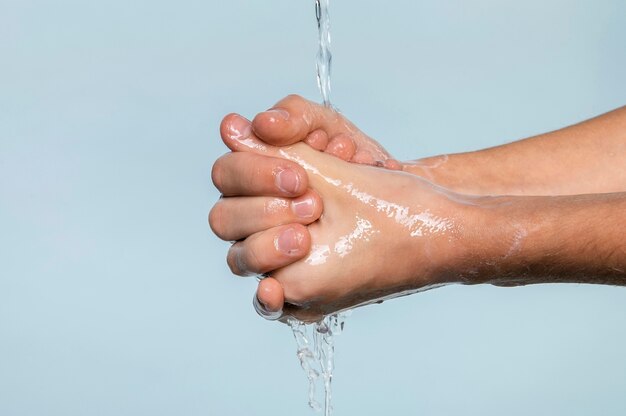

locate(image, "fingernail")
[[276, 228, 302, 255], [292, 197, 315, 218], [266, 108, 290, 122], [227, 116, 252, 140], [276, 168, 300, 194]]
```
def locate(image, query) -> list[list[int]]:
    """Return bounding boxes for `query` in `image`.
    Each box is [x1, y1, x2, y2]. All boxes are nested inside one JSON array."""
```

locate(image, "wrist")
[[402, 152, 516, 196], [453, 193, 626, 287], [455, 195, 536, 286], [402, 154, 482, 195], [401, 155, 450, 184], [400, 184, 500, 288], [435, 194, 545, 287]]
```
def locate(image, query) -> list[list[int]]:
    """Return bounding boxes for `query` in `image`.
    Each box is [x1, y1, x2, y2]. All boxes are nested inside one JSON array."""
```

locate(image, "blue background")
[[1, 0, 625, 415]]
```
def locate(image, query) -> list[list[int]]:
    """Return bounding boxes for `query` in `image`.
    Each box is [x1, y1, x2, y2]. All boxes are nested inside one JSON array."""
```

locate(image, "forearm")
[[404, 106, 626, 196], [458, 192, 626, 287]]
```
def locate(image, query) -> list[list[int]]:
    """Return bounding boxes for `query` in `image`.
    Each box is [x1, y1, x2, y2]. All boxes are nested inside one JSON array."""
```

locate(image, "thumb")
[[254, 277, 285, 320], [251, 94, 344, 147], [220, 113, 281, 156]]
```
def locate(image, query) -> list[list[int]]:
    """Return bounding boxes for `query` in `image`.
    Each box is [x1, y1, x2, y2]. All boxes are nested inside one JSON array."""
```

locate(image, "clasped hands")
[[210, 95, 493, 322]]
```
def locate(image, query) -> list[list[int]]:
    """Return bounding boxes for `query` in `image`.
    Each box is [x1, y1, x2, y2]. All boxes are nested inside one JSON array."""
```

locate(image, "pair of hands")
[[210, 95, 476, 322]]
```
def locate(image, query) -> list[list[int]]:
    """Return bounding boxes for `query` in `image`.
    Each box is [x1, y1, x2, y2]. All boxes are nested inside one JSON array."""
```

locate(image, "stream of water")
[[315, 0, 332, 108], [287, 3, 345, 416], [288, 312, 349, 415]]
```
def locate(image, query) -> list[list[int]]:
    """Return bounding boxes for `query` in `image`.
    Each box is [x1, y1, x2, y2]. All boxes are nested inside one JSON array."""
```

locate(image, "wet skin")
[[211, 96, 626, 321], [252, 94, 403, 170], [252, 95, 626, 196], [212, 113, 480, 321]]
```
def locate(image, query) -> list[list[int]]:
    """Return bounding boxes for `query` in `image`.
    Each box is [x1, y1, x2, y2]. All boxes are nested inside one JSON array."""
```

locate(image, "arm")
[[405, 106, 626, 196], [211, 114, 626, 322], [252, 95, 626, 196], [464, 192, 626, 287]]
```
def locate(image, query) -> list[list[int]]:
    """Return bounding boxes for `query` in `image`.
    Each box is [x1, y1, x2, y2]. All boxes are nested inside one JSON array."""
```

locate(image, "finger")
[[304, 129, 329, 151], [209, 190, 323, 241], [384, 159, 403, 171], [351, 149, 378, 166], [325, 134, 356, 161], [226, 224, 310, 277], [220, 113, 281, 156], [251, 94, 346, 146], [351, 150, 401, 169], [255, 277, 285, 316], [212, 152, 308, 197]]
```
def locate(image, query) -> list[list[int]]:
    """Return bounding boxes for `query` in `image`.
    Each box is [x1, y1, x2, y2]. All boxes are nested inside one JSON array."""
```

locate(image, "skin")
[[404, 105, 626, 196], [251, 95, 403, 170], [214, 115, 482, 321], [252, 95, 626, 196], [211, 101, 626, 322]]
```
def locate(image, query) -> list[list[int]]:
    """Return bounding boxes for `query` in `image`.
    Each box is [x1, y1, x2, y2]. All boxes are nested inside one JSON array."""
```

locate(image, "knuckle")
[[208, 203, 226, 239], [252, 163, 266, 180], [226, 249, 241, 275], [264, 198, 288, 217], [211, 157, 226, 192], [227, 243, 252, 276], [284, 93, 304, 104], [245, 245, 270, 274]]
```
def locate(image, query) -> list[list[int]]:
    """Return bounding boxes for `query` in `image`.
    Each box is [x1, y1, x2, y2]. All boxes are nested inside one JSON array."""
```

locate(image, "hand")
[[211, 114, 479, 322], [251, 94, 403, 170], [213, 96, 410, 319]]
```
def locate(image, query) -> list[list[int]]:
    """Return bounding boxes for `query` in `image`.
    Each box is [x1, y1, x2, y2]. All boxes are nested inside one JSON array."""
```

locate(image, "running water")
[[288, 2, 344, 415], [287, 0, 350, 416], [288, 312, 349, 416], [315, 0, 332, 107]]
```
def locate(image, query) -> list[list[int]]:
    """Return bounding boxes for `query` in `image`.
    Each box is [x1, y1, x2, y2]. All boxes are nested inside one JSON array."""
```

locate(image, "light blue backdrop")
[[1, 0, 625, 415]]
